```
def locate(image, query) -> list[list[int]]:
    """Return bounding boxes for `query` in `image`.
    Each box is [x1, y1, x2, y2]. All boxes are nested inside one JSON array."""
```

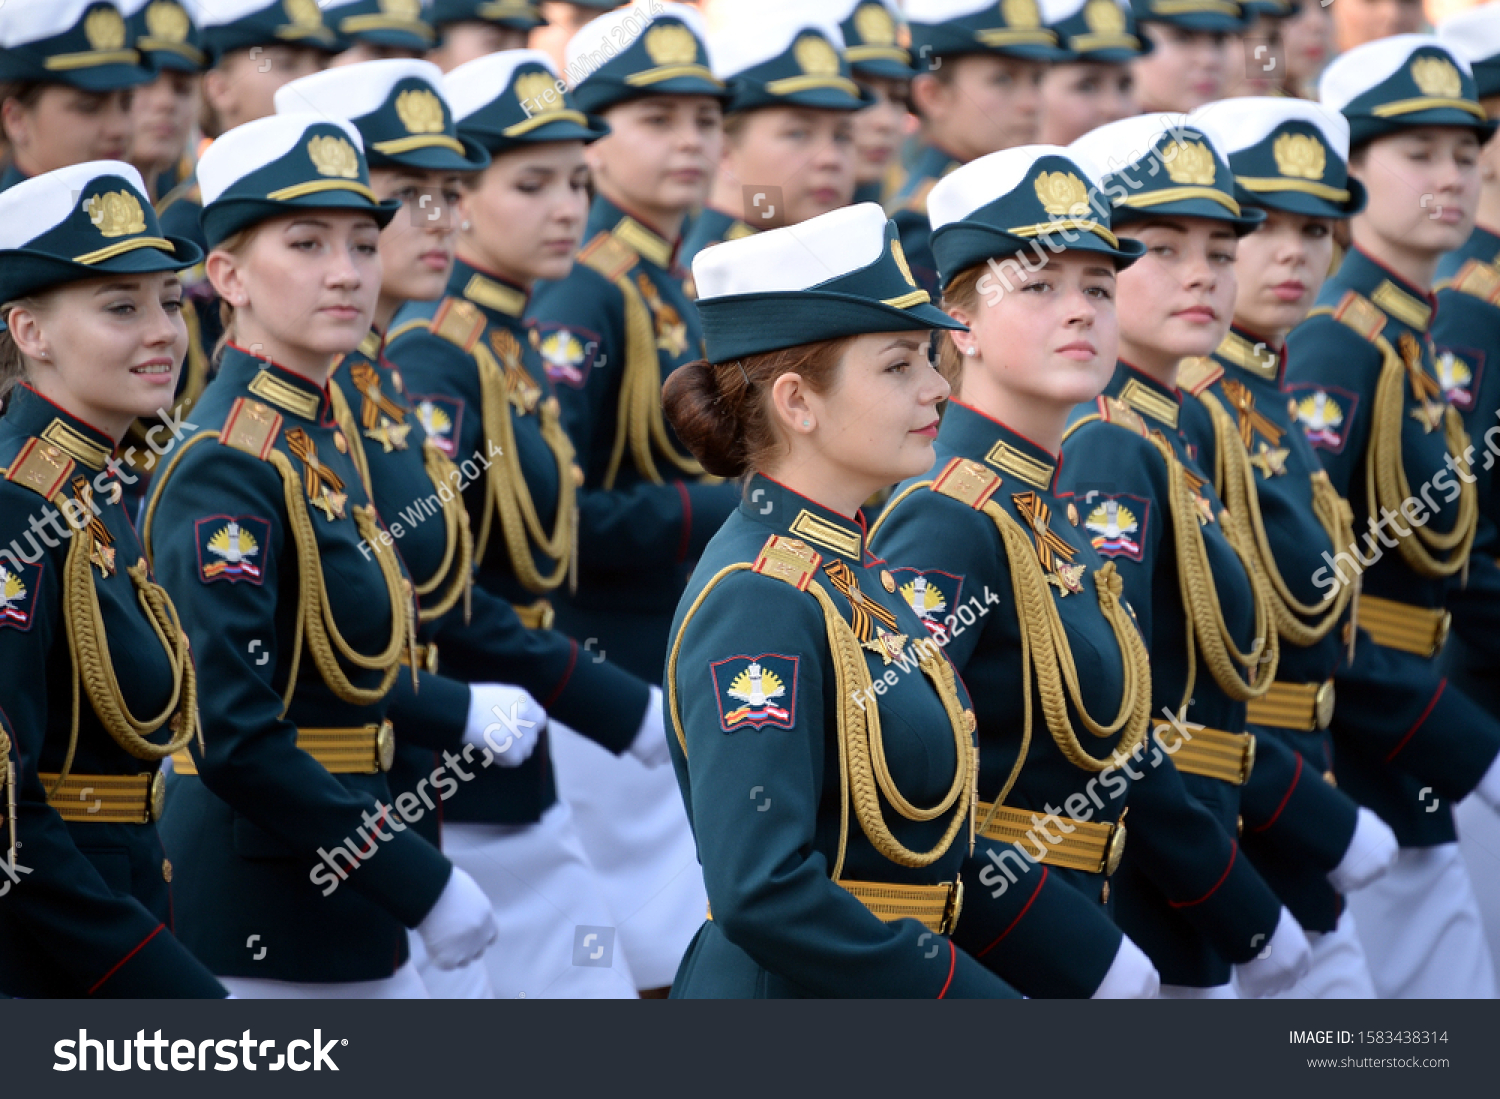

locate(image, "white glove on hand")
[[417, 867, 498, 971], [1234, 906, 1311, 998], [1328, 807, 1398, 894], [626, 685, 672, 768], [1091, 934, 1160, 999], [463, 683, 544, 767], [1476, 752, 1500, 813]]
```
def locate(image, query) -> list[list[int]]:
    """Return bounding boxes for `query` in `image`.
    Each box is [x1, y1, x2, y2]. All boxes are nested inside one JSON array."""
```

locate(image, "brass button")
[[333, 431, 348, 453], [424, 643, 440, 675], [1323, 769, 1338, 788], [391, 371, 404, 393], [1236, 814, 1244, 837], [1067, 502, 1079, 526], [376, 720, 395, 773], [1101, 880, 1110, 904], [162, 859, 173, 883], [880, 570, 896, 593]]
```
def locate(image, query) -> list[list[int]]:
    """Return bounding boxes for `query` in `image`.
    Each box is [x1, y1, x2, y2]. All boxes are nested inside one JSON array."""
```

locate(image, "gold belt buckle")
[[1104, 812, 1128, 876], [1240, 733, 1257, 785], [1434, 610, 1452, 657], [149, 770, 166, 822], [422, 643, 439, 675], [940, 876, 963, 935], [1314, 680, 1335, 730], [376, 720, 396, 773]]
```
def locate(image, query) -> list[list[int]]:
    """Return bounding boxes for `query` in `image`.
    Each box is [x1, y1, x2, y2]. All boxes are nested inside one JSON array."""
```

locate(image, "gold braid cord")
[[268, 451, 406, 711], [1149, 434, 1279, 707], [1365, 336, 1476, 578], [471, 338, 575, 593], [602, 275, 708, 489], [329, 379, 472, 623], [1199, 391, 1354, 647], [54, 531, 196, 797], [0, 721, 17, 866], [665, 565, 975, 880]]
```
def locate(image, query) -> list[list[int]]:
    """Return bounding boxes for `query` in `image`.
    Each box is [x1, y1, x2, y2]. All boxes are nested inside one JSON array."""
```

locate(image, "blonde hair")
[[0, 296, 44, 400], [935, 265, 984, 398], [208, 228, 255, 364]]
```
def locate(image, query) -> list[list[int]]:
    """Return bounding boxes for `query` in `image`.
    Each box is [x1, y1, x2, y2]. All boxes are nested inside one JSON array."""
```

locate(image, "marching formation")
[[2, 0, 1500, 1000]]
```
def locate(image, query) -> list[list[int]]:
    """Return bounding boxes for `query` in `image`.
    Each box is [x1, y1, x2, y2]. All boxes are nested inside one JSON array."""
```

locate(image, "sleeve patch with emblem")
[[1434, 345, 1483, 411], [195, 515, 270, 584], [536, 323, 602, 389], [1082, 493, 1149, 560], [710, 653, 799, 732], [409, 393, 464, 458], [886, 567, 964, 636], [0, 558, 42, 630], [1285, 382, 1358, 453]]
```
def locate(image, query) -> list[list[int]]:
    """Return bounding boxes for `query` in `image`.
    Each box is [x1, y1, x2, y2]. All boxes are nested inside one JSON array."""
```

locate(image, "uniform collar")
[[698, 205, 758, 242], [937, 400, 1059, 492], [1107, 361, 1181, 429], [588, 194, 678, 270], [1215, 324, 1283, 385], [357, 327, 383, 361], [2, 383, 116, 471], [1337, 246, 1435, 333], [741, 472, 867, 565], [450, 257, 529, 319], [910, 143, 962, 181], [219, 344, 332, 424], [0, 162, 29, 194]]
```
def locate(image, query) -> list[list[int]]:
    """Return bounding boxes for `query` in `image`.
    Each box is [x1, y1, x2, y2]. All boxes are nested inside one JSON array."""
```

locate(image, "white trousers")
[[220, 960, 430, 999], [1347, 841, 1497, 998], [1159, 982, 1238, 999], [1456, 794, 1500, 993], [423, 801, 637, 999], [549, 720, 707, 989], [1265, 910, 1376, 999]]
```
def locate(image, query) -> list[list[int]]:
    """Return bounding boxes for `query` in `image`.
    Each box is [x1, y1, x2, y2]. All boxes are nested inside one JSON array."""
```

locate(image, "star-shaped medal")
[[1249, 442, 1290, 479], [1048, 562, 1086, 596]]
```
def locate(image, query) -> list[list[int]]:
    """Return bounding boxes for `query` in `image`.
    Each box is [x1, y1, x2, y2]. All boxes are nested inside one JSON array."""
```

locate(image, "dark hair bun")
[[663, 360, 750, 479]]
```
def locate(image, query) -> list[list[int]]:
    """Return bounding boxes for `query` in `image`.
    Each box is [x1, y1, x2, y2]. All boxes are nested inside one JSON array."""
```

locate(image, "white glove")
[[417, 867, 498, 971], [1476, 752, 1500, 813], [1328, 807, 1398, 894], [464, 683, 544, 767], [1091, 934, 1160, 999], [1234, 906, 1311, 998], [626, 685, 672, 768]]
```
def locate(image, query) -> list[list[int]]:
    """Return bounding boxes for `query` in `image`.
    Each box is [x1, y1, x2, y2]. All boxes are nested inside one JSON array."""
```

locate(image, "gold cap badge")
[[1165, 140, 1217, 186], [795, 34, 840, 76], [1002, 0, 1042, 29], [144, 1, 190, 43], [514, 71, 562, 114], [1084, 0, 1126, 34], [854, 3, 897, 45], [84, 6, 127, 51], [308, 135, 361, 179], [1273, 132, 1326, 180], [381, 0, 422, 17], [644, 23, 698, 66], [1034, 170, 1090, 217], [284, 0, 324, 29], [84, 191, 147, 238], [395, 88, 445, 134], [1411, 55, 1462, 99]]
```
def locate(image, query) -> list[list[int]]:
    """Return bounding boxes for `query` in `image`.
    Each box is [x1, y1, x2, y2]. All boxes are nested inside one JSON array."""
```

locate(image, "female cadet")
[[892, 0, 1065, 293], [427, 0, 542, 72], [1128, 0, 1242, 113], [834, 0, 915, 208], [1285, 35, 1500, 998], [196, 0, 337, 143], [1059, 115, 1313, 996], [0, 0, 151, 193], [872, 144, 1308, 999], [527, 6, 741, 991], [323, 0, 434, 65], [336, 53, 679, 998], [678, 8, 865, 265], [1037, 0, 1146, 147], [1178, 99, 1400, 996], [141, 113, 498, 997], [0, 161, 225, 998], [659, 202, 1021, 998]]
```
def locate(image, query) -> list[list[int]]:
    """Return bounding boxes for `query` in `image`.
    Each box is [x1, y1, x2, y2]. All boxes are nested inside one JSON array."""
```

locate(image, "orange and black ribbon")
[[286, 428, 348, 521], [823, 559, 899, 642], [350, 361, 407, 431], [1399, 332, 1445, 403], [1222, 378, 1283, 448], [491, 328, 541, 414], [71, 476, 115, 577], [1012, 491, 1076, 576]]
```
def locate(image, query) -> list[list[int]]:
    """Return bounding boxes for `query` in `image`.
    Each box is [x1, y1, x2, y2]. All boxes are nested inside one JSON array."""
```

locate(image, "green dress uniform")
[[1176, 333, 1366, 933], [843, 0, 917, 211], [676, 16, 872, 268], [0, 388, 224, 998], [1284, 248, 1500, 846], [887, 144, 962, 294], [529, 196, 740, 681], [0, 162, 223, 998]]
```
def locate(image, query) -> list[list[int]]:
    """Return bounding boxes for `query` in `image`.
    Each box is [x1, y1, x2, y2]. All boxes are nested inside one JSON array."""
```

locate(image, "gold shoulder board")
[[219, 397, 283, 460], [1451, 259, 1500, 306], [430, 298, 485, 354], [578, 231, 637, 282], [930, 456, 1002, 510], [1099, 396, 1150, 436], [1332, 290, 1386, 342], [751, 534, 822, 592], [4, 437, 75, 500], [385, 318, 429, 345], [1176, 355, 1223, 396]]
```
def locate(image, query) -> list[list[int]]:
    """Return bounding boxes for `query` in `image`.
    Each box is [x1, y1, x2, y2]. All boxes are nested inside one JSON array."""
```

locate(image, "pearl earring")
[[965, 347, 976, 357], [802, 419, 811, 427]]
